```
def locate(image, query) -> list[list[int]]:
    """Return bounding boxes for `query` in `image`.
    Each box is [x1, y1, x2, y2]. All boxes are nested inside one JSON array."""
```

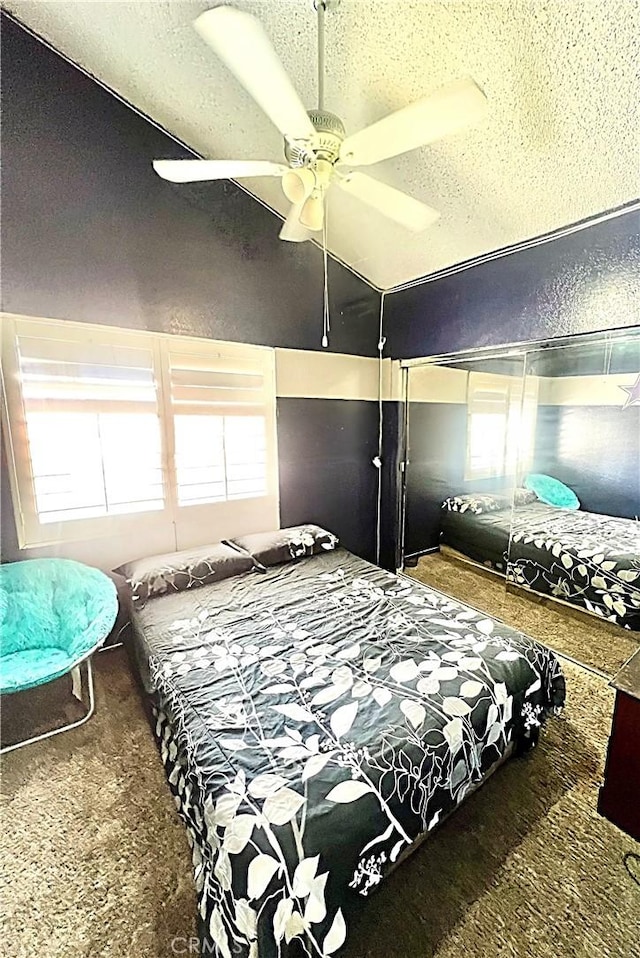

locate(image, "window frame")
[[464, 370, 529, 482], [1, 313, 279, 552]]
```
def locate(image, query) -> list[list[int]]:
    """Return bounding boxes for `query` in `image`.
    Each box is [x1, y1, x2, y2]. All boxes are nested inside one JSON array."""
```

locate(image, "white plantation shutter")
[[1, 315, 279, 554], [173, 414, 268, 504], [166, 343, 270, 505], [162, 338, 278, 549], [1, 317, 168, 546], [465, 371, 523, 480]]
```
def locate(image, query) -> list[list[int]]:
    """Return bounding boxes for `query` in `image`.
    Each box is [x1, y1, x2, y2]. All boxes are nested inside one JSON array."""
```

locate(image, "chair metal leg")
[[0, 657, 96, 755], [71, 664, 83, 701], [97, 621, 130, 653]]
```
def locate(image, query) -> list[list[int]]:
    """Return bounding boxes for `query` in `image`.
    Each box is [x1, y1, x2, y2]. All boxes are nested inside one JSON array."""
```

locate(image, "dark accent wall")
[[384, 209, 640, 359], [379, 401, 404, 571], [403, 403, 512, 557], [0, 16, 379, 354], [530, 337, 640, 519], [277, 399, 379, 560], [533, 405, 640, 519], [0, 16, 381, 563]]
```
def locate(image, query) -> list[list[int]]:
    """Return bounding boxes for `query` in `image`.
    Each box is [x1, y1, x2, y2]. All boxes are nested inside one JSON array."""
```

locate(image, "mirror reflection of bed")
[[401, 329, 640, 677]]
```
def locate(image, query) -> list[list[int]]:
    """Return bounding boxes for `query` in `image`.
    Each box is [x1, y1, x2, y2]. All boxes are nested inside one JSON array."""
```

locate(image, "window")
[[166, 339, 269, 506], [464, 371, 537, 481], [1, 315, 278, 552]]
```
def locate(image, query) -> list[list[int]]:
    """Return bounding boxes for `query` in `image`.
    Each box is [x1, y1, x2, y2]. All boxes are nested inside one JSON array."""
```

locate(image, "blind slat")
[[23, 398, 160, 415], [23, 383, 157, 403], [168, 352, 264, 375], [17, 335, 155, 369], [170, 368, 263, 390], [171, 385, 264, 406], [172, 402, 267, 417]]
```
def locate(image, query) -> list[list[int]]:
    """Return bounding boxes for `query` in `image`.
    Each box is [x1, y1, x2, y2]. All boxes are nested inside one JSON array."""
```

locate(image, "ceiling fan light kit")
[[299, 189, 325, 231], [279, 202, 313, 243], [281, 167, 315, 205]]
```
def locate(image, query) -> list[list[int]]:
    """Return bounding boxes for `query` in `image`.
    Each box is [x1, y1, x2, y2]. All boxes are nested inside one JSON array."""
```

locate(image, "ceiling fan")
[[153, 1, 488, 243]]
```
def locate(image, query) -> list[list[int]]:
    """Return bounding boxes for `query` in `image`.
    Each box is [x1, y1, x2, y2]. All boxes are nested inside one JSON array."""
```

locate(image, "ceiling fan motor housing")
[[285, 110, 345, 167]]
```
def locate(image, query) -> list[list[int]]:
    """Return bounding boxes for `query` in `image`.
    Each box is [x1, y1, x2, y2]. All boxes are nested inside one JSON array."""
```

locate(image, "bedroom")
[[0, 2, 638, 957]]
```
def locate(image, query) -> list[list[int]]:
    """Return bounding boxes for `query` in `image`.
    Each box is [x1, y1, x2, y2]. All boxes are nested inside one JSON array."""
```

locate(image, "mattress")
[[128, 546, 564, 958], [440, 500, 640, 630], [440, 507, 512, 571]]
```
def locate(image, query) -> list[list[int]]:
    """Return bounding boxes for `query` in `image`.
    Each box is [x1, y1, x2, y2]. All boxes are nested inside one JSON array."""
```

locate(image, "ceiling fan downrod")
[[284, 0, 344, 171], [313, 0, 341, 109], [316, 0, 326, 111]]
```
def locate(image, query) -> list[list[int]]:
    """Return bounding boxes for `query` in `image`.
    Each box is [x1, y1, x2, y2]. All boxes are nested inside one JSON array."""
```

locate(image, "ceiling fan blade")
[[153, 159, 288, 183], [279, 203, 313, 243], [194, 7, 315, 143], [339, 77, 488, 167], [337, 173, 440, 232]]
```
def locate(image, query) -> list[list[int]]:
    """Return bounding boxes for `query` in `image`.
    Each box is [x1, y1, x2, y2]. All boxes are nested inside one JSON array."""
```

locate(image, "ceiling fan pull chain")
[[322, 192, 330, 348]]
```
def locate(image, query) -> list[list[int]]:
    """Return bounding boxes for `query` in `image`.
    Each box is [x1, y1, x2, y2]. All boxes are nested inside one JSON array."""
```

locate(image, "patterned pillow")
[[442, 494, 511, 515], [513, 487, 539, 506], [114, 542, 253, 605], [226, 524, 339, 569]]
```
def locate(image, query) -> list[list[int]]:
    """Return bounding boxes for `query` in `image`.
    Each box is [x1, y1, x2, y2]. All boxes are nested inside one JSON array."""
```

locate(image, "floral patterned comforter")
[[128, 548, 565, 958], [441, 500, 640, 630], [508, 504, 640, 630]]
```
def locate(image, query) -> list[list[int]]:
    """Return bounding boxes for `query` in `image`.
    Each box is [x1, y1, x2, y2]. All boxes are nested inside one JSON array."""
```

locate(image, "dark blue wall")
[[529, 337, 640, 519], [0, 15, 379, 354], [379, 401, 404, 570], [533, 405, 640, 519], [278, 399, 379, 560], [384, 209, 640, 359], [0, 16, 381, 563]]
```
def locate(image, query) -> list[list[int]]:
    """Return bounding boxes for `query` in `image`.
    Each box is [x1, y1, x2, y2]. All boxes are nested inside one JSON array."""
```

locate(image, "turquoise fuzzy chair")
[[0, 558, 118, 753]]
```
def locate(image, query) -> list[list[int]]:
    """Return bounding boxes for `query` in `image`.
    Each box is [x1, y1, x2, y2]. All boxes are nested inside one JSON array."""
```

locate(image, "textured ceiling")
[[4, 0, 640, 290]]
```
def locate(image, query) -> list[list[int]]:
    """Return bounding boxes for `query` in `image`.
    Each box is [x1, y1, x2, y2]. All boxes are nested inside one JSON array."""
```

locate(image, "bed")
[[441, 495, 640, 630], [122, 525, 564, 958]]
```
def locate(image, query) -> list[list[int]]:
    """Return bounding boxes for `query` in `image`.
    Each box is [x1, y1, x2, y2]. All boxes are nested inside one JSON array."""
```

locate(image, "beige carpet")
[[406, 552, 639, 677], [1, 648, 639, 958]]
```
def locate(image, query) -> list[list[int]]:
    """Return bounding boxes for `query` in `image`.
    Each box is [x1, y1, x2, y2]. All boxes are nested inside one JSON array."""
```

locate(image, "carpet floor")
[[406, 552, 639, 677], [1, 647, 638, 958]]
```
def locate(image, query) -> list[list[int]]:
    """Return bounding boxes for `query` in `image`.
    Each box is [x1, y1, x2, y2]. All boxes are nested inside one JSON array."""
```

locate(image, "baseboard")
[[403, 546, 439, 566]]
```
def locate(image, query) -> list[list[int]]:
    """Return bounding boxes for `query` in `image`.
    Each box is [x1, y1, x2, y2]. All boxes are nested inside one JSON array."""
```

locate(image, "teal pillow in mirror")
[[524, 473, 580, 509]]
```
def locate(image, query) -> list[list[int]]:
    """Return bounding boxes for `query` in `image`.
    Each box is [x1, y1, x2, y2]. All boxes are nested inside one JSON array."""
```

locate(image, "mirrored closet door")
[[400, 328, 640, 677], [504, 331, 640, 673]]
